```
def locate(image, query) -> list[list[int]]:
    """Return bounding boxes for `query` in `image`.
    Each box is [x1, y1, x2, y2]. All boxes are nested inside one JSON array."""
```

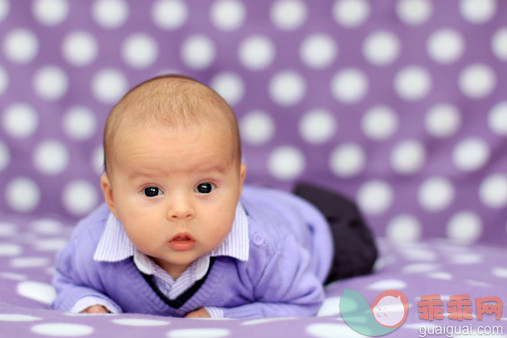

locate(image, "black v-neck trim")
[[138, 257, 216, 309]]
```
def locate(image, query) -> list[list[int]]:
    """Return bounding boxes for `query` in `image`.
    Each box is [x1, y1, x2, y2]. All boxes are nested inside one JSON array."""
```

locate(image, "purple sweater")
[[52, 186, 334, 318]]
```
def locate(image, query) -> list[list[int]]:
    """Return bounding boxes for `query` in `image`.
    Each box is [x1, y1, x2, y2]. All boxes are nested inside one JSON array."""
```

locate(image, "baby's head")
[[103, 74, 242, 175], [100, 75, 246, 278]]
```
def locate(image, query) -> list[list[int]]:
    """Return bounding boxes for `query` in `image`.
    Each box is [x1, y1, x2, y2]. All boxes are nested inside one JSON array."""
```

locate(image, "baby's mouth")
[[168, 233, 196, 251]]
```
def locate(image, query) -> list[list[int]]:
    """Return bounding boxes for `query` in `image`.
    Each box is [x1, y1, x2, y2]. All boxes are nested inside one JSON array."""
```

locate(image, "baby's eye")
[[195, 182, 215, 194], [143, 187, 162, 197]]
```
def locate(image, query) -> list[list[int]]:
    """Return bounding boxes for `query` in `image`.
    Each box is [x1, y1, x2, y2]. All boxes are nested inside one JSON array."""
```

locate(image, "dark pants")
[[293, 182, 378, 284]]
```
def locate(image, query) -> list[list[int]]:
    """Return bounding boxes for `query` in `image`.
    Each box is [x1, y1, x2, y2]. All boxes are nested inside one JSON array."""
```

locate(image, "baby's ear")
[[100, 174, 119, 219]]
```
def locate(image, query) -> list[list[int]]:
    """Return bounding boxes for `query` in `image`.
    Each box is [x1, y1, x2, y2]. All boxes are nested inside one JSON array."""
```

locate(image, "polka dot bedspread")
[[1, 0, 507, 336], [0, 215, 505, 337]]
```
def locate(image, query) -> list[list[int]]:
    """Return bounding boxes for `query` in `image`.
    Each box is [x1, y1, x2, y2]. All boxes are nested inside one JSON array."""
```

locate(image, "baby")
[[52, 75, 377, 318]]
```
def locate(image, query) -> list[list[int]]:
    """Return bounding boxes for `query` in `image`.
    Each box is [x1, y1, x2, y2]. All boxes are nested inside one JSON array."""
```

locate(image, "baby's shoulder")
[[68, 203, 110, 254]]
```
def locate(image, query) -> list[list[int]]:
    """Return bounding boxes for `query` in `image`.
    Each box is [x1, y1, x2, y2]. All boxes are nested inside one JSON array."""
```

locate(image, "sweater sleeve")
[[51, 227, 122, 313], [220, 233, 325, 319]]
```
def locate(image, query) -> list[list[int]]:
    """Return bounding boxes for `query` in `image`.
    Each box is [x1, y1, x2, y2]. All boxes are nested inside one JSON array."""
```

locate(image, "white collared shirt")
[[72, 203, 249, 317]]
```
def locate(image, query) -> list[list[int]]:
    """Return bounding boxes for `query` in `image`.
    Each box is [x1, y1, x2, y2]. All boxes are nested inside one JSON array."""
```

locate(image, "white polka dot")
[[479, 174, 507, 208], [418, 177, 454, 212], [0, 66, 7, 96], [63, 106, 97, 141], [0, 314, 41, 322], [92, 0, 129, 29], [271, 0, 307, 31], [0, 0, 9, 22], [211, 0, 245, 31], [459, 64, 496, 99], [16, 281, 56, 305], [492, 28, 507, 62], [33, 238, 68, 252], [92, 145, 104, 175], [2, 103, 39, 138], [363, 31, 400, 66], [33, 66, 68, 101], [317, 297, 341, 316], [33, 140, 69, 175], [268, 146, 305, 180], [396, 0, 432, 25], [403, 263, 440, 274], [427, 29, 464, 64], [491, 267, 507, 278], [32, 323, 93, 337], [447, 211, 482, 243], [448, 253, 482, 265], [5, 178, 40, 212], [331, 68, 368, 103], [122, 34, 158, 69], [62, 31, 98, 66], [333, 0, 370, 28], [401, 248, 437, 261], [0, 243, 22, 256], [0, 272, 26, 281], [329, 143, 365, 178], [112, 318, 169, 326], [238, 35, 275, 70], [181, 35, 216, 69], [269, 71, 306, 106], [386, 214, 422, 241], [32, 0, 69, 26], [452, 138, 489, 172], [3, 29, 39, 64], [30, 219, 64, 234], [168, 329, 230, 338], [242, 318, 296, 325], [367, 279, 407, 290], [488, 101, 507, 135], [466, 280, 491, 288], [357, 180, 393, 215], [240, 111, 275, 146], [300, 34, 337, 69], [425, 103, 461, 138], [394, 66, 431, 101], [362, 106, 399, 140], [299, 109, 337, 144], [0, 222, 16, 237], [152, 0, 187, 30], [390, 140, 426, 175], [426, 272, 452, 280], [460, 0, 496, 24], [307, 323, 364, 338], [11, 257, 50, 268], [0, 141, 10, 171], [63, 180, 99, 216], [91, 69, 128, 104], [210, 72, 244, 106]]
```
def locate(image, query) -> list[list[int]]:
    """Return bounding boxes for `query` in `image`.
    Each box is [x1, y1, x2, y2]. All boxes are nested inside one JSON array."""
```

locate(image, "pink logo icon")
[[370, 290, 409, 328]]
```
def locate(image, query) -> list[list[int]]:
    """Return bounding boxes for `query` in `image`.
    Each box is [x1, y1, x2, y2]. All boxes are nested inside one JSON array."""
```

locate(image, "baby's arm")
[[209, 233, 325, 319], [52, 233, 122, 313]]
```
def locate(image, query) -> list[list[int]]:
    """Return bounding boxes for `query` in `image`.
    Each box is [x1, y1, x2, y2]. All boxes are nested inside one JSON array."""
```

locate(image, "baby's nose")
[[166, 196, 195, 221]]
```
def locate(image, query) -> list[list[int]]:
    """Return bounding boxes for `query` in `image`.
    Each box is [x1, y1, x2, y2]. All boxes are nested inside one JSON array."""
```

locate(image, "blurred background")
[[0, 0, 506, 245]]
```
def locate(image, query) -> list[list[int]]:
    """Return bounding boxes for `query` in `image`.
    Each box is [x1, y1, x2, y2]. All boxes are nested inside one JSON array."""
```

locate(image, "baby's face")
[[101, 123, 246, 278]]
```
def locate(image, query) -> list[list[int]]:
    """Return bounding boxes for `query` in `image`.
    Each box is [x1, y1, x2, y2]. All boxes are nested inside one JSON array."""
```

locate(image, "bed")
[[0, 0, 506, 337]]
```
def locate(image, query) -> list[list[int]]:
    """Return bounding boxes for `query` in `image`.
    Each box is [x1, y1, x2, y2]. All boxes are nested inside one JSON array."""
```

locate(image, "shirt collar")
[[93, 202, 250, 267]]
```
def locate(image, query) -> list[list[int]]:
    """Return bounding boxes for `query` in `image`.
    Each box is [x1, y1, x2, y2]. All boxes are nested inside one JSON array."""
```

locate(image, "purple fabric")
[[0, 0, 506, 336], [0, 212, 506, 336], [0, 0, 506, 244]]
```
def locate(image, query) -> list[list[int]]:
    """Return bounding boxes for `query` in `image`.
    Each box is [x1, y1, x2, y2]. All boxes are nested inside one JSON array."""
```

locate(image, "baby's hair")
[[103, 74, 241, 174]]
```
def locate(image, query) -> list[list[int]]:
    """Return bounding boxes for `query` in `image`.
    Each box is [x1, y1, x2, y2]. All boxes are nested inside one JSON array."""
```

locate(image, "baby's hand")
[[81, 305, 110, 314], [185, 308, 211, 318]]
